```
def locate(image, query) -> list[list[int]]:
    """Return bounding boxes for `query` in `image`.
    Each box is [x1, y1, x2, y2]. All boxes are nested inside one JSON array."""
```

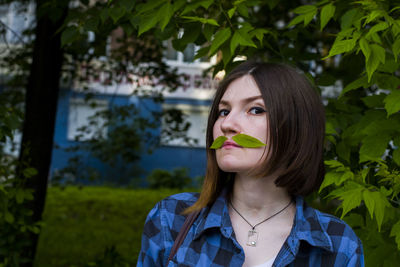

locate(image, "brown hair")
[[185, 61, 325, 214]]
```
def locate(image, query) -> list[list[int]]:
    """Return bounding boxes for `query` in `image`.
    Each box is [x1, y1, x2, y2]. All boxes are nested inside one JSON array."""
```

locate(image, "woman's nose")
[[220, 112, 241, 135]]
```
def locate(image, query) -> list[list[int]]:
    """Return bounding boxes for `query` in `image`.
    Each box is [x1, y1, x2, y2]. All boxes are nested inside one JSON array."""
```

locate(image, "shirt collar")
[[194, 189, 234, 239], [193, 192, 335, 253], [290, 196, 334, 253]]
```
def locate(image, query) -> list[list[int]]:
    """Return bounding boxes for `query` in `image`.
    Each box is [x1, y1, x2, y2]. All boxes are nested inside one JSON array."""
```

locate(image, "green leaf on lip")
[[232, 133, 266, 148], [210, 136, 228, 149]]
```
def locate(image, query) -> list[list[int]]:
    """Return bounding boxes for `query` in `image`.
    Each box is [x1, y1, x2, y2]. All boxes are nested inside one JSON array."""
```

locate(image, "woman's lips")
[[222, 140, 242, 148]]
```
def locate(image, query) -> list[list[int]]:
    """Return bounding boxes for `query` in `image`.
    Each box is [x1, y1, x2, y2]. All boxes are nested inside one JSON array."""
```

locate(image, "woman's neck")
[[230, 172, 292, 218]]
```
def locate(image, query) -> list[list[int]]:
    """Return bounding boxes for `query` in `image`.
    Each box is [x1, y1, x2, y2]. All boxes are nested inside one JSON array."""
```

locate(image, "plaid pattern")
[[137, 192, 364, 267]]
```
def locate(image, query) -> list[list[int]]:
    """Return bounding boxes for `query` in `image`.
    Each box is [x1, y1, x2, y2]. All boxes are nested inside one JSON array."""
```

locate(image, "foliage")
[[147, 167, 193, 189], [80, 0, 400, 265], [35, 186, 181, 266], [0, 89, 41, 266]]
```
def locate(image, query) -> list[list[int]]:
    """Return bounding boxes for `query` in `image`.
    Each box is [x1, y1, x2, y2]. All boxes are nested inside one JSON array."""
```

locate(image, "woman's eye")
[[249, 107, 266, 115], [218, 109, 230, 117]]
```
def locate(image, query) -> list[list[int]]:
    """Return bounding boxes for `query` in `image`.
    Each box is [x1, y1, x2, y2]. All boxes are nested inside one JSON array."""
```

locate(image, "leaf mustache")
[[210, 133, 266, 149]]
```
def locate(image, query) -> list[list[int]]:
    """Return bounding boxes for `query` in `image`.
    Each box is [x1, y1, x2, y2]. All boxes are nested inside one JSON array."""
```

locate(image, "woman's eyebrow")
[[219, 95, 263, 106]]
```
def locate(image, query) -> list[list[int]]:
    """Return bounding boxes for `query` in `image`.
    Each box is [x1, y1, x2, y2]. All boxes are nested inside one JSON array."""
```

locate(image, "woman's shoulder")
[[300, 200, 363, 257], [148, 192, 200, 218], [312, 207, 359, 241], [161, 192, 200, 210]]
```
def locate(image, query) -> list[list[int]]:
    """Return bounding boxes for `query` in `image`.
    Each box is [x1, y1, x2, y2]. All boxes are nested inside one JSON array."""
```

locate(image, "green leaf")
[[363, 189, 375, 219], [181, 0, 213, 15], [172, 0, 186, 12], [360, 167, 369, 183], [371, 190, 390, 230], [340, 76, 368, 97], [366, 22, 389, 39], [359, 37, 371, 62], [325, 121, 337, 135], [319, 172, 341, 191], [210, 136, 228, 149], [390, 220, 400, 250], [230, 29, 257, 53], [366, 44, 385, 82], [364, 10, 384, 25], [303, 9, 317, 26], [336, 141, 351, 163], [61, 26, 79, 46], [119, 0, 135, 11], [181, 16, 219, 26], [23, 167, 38, 178], [359, 134, 391, 163], [341, 187, 362, 218], [159, 3, 174, 31], [16, 189, 24, 204], [384, 90, 400, 116], [203, 24, 215, 41], [232, 133, 266, 148], [194, 46, 210, 59], [175, 23, 201, 50], [30, 226, 40, 234], [221, 44, 233, 66], [320, 3, 335, 30], [266, 0, 280, 10], [288, 14, 304, 27], [83, 17, 99, 32], [319, 171, 353, 191], [393, 149, 400, 166], [362, 94, 385, 108], [100, 9, 108, 23], [375, 74, 400, 89], [378, 59, 400, 73], [331, 182, 363, 218], [136, 0, 164, 14], [340, 9, 359, 30], [228, 7, 236, 18], [109, 5, 125, 23], [209, 28, 231, 55], [326, 39, 356, 58], [324, 160, 344, 168], [236, 3, 249, 17], [392, 19, 400, 37], [293, 5, 316, 14], [360, 111, 400, 135], [5, 211, 14, 224], [138, 14, 159, 36], [393, 39, 400, 61], [250, 29, 270, 44]]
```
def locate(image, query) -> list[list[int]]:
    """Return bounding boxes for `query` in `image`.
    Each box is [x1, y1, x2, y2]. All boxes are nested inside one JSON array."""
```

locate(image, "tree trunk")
[[18, 0, 68, 265]]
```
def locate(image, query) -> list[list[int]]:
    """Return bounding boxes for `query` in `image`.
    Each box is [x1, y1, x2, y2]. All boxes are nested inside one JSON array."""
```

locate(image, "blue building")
[[50, 53, 220, 186]]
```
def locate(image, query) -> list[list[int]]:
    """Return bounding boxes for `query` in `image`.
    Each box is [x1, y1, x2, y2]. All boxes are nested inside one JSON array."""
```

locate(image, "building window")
[[161, 103, 209, 148], [67, 98, 108, 141]]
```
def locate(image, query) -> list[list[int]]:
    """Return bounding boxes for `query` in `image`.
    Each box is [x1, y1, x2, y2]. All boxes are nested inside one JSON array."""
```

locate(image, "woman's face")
[[213, 75, 269, 175]]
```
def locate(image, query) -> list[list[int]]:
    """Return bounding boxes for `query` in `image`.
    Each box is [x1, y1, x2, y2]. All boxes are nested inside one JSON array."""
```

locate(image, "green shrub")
[[35, 186, 180, 266], [147, 167, 192, 189]]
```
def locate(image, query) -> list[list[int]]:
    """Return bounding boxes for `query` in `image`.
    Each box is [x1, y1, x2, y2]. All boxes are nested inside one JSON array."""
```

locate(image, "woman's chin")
[[217, 161, 248, 173]]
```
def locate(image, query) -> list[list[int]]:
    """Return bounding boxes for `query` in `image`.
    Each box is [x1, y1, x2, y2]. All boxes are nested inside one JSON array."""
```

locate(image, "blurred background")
[[1, 0, 400, 266]]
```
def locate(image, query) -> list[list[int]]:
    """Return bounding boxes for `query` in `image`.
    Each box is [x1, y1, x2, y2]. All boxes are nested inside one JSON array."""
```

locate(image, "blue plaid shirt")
[[137, 192, 364, 266]]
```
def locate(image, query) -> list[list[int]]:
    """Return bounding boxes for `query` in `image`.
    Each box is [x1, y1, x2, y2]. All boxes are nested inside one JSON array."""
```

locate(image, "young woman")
[[137, 61, 364, 267]]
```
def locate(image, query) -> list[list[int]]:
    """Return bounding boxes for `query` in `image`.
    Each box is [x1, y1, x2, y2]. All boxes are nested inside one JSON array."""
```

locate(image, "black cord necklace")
[[229, 200, 293, 247]]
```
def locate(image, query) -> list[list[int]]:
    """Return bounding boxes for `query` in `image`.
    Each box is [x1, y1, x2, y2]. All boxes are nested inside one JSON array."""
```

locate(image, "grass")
[[35, 186, 183, 266]]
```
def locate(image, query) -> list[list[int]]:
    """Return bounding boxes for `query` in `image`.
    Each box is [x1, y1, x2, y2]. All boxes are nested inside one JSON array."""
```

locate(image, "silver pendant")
[[247, 229, 258, 247]]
